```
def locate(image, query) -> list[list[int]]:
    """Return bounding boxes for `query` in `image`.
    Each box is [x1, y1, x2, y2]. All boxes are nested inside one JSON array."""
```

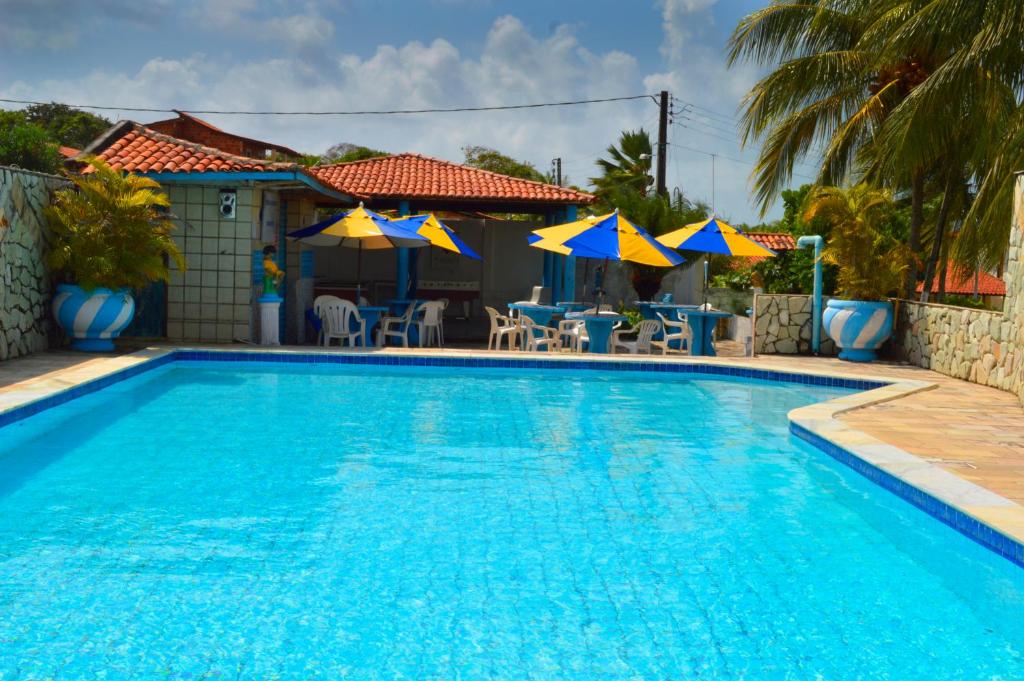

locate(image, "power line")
[[0, 94, 658, 116], [669, 141, 817, 181]]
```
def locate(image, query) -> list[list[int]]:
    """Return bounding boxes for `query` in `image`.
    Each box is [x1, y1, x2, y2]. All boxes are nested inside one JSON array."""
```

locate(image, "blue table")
[[357, 306, 387, 347], [565, 311, 627, 354], [685, 309, 733, 356]]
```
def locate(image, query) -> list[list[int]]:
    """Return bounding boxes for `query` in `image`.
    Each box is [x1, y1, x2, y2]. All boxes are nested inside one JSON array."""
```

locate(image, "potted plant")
[[46, 157, 186, 351], [804, 185, 909, 362]]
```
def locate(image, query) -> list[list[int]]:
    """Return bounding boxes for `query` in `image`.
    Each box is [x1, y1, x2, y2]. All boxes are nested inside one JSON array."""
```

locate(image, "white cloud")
[[2, 15, 642, 190]]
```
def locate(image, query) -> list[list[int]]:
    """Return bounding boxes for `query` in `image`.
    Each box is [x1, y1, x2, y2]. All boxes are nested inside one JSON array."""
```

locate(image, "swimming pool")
[[0, 358, 1022, 678]]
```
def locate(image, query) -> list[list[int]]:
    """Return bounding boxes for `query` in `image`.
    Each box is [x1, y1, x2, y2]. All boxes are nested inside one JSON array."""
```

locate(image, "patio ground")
[[2, 345, 1022, 508]]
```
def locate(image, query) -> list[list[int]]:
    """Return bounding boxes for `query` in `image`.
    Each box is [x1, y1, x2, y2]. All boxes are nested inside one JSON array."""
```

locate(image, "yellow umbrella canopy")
[[656, 216, 776, 257], [397, 214, 482, 260], [528, 210, 683, 267]]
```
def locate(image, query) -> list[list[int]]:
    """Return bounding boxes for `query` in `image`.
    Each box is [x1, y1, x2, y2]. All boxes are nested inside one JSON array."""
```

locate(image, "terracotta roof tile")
[[92, 123, 298, 175], [311, 153, 595, 205], [916, 268, 1006, 296], [746, 232, 796, 251], [58, 145, 80, 159]]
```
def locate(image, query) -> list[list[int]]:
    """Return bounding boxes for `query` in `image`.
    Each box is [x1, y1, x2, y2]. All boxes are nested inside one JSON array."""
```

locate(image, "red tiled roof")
[[916, 268, 1006, 296], [58, 146, 80, 159], [310, 153, 595, 205], [91, 122, 298, 174], [145, 111, 302, 159], [747, 232, 796, 251]]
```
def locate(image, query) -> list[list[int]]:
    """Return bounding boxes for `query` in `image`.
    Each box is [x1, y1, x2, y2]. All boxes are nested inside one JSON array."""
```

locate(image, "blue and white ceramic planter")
[[52, 284, 135, 352], [823, 299, 893, 362]]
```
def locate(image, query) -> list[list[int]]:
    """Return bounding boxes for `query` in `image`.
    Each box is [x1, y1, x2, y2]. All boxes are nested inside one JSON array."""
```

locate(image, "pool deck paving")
[[2, 344, 1023, 561]]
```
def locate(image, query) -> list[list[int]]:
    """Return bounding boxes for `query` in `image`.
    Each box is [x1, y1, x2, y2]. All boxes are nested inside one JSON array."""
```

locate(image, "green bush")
[[0, 121, 61, 174]]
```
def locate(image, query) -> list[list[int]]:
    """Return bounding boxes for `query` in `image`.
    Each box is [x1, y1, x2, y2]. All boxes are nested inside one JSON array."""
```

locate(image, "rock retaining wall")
[[0, 166, 66, 360], [753, 293, 837, 355], [895, 174, 1024, 402]]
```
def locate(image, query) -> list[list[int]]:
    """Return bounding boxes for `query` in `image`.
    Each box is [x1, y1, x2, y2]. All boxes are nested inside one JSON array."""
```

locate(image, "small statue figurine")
[[262, 245, 285, 296]]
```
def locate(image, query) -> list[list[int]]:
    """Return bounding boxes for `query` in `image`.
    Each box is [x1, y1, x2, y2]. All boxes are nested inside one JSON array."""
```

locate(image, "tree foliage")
[[22, 102, 111, 149], [46, 157, 187, 291], [462, 146, 547, 182], [0, 119, 62, 173], [590, 129, 654, 202], [728, 0, 1024, 298], [322, 143, 389, 164]]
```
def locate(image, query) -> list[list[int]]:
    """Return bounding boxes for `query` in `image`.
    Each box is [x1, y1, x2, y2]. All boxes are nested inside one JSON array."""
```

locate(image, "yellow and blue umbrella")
[[528, 210, 683, 267], [655, 216, 776, 257], [287, 203, 428, 249], [398, 213, 482, 260]]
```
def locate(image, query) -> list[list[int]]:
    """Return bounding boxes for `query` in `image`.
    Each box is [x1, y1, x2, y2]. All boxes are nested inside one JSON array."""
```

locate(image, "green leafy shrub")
[[804, 185, 911, 301], [46, 157, 187, 291]]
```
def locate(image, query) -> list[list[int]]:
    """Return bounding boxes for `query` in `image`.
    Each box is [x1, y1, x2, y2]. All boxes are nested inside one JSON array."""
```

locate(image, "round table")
[[564, 311, 628, 354], [357, 306, 387, 347], [684, 309, 733, 356], [508, 303, 565, 333]]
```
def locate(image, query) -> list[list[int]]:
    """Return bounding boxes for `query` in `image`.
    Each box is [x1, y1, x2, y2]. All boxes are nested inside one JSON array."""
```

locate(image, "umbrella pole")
[[582, 259, 591, 303], [598, 257, 608, 309], [702, 257, 709, 309], [356, 241, 363, 302]]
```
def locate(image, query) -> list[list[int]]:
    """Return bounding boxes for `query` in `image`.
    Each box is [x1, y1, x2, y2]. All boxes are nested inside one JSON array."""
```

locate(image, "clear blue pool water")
[[0, 362, 1022, 679]]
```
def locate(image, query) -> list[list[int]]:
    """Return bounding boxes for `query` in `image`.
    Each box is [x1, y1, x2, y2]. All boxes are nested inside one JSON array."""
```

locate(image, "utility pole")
[[551, 157, 562, 186], [656, 90, 669, 196]]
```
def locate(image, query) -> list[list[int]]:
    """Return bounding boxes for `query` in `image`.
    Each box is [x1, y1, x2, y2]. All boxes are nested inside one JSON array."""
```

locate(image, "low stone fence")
[[0, 166, 66, 360], [895, 300, 1023, 399], [753, 293, 837, 356]]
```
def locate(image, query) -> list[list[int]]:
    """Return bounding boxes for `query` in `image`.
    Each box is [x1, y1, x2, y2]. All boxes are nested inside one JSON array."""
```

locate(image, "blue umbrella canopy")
[[286, 203, 428, 249]]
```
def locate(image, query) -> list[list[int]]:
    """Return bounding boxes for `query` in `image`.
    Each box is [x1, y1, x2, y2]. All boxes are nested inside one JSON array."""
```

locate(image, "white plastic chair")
[[652, 312, 692, 355], [378, 302, 417, 347], [418, 301, 445, 347], [322, 299, 365, 347], [486, 306, 520, 351], [313, 295, 342, 346], [612, 319, 661, 355], [520, 316, 561, 352], [529, 286, 543, 304]]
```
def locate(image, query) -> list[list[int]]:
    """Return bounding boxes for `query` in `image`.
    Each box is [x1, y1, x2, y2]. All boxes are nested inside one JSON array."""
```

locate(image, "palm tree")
[[727, 1, 939, 297], [591, 129, 654, 201], [869, 0, 1024, 273]]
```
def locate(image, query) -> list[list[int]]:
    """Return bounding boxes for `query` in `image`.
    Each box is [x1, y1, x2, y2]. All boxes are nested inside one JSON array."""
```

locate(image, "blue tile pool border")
[[0, 349, 888, 433], [6, 347, 1021, 569], [792, 421, 1024, 568]]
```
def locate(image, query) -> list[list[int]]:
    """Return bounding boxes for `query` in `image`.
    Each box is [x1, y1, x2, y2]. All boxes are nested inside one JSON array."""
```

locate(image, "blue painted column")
[[396, 200, 411, 299], [541, 211, 555, 292], [562, 205, 577, 302], [278, 199, 288, 341]]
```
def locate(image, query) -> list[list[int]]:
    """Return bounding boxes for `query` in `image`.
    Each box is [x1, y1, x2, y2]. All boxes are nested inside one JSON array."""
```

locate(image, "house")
[[916, 267, 1006, 308], [77, 119, 594, 345], [145, 111, 303, 161]]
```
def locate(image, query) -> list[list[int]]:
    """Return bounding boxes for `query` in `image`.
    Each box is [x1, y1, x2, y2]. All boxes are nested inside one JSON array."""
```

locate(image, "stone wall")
[[0, 166, 66, 360], [894, 174, 1024, 402], [753, 293, 837, 355]]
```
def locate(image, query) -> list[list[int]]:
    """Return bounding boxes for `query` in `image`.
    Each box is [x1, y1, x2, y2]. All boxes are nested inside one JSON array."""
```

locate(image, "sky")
[[0, 0, 817, 223]]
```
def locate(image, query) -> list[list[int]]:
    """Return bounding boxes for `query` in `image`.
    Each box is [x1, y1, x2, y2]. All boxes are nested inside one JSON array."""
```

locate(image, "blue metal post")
[[278, 199, 288, 341], [797, 235, 824, 355], [396, 200, 411, 299], [541, 211, 555, 293], [562, 205, 577, 302]]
